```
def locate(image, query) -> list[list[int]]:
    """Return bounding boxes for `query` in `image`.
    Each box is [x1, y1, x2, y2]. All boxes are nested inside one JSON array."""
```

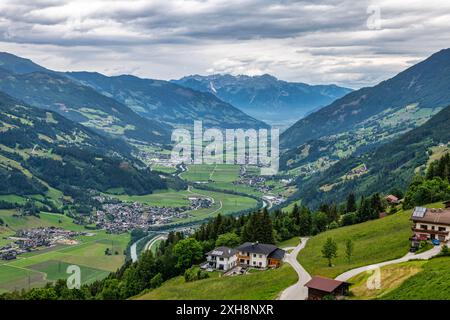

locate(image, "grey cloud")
[[0, 0, 449, 88]]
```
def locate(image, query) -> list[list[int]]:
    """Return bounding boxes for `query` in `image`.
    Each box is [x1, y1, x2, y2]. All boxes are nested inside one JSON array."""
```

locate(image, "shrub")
[[150, 273, 164, 288], [328, 221, 339, 230], [440, 245, 450, 257], [184, 267, 210, 283], [340, 212, 357, 226]]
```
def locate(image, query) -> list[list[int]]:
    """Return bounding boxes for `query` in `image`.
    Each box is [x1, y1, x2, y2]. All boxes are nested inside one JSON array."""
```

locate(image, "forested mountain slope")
[[292, 104, 450, 208], [0, 92, 168, 202], [281, 49, 450, 150]]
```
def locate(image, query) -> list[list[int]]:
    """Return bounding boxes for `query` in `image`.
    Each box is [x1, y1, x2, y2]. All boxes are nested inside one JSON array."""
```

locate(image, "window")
[[253, 254, 256, 258], [259, 262, 262, 267], [420, 225, 428, 230], [439, 227, 447, 232], [253, 261, 256, 265], [259, 254, 262, 258], [219, 257, 224, 261]]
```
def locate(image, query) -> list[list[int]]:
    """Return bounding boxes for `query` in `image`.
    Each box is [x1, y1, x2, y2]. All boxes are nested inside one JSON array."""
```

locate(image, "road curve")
[[279, 237, 311, 300], [144, 234, 168, 252], [335, 244, 446, 282]]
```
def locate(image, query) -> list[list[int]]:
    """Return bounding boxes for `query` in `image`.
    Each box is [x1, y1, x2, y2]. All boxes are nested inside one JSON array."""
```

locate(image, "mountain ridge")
[[172, 73, 352, 124], [0, 91, 169, 204], [290, 103, 450, 209], [281, 49, 450, 150], [0, 56, 171, 145], [66, 71, 268, 130]]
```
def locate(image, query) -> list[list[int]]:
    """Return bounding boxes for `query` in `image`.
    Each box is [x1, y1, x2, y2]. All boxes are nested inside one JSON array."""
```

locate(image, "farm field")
[[0, 210, 129, 293], [180, 164, 292, 199], [204, 181, 262, 196], [110, 189, 191, 207], [151, 165, 177, 174], [171, 188, 259, 224], [180, 164, 241, 183], [135, 264, 297, 300], [297, 203, 444, 278]]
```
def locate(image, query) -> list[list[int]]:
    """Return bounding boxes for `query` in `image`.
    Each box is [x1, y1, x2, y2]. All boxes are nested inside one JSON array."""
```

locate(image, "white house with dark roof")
[[236, 242, 285, 268], [202, 242, 285, 272], [204, 246, 238, 271]]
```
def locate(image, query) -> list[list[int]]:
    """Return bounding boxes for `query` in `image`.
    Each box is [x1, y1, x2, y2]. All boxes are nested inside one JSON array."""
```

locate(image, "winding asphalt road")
[[279, 238, 311, 300], [335, 243, 446, 282], [278, 238, 446, 299], [144, 234, 168, 252]]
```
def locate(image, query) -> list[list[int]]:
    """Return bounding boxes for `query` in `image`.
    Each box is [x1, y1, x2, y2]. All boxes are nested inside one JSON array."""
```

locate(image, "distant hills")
[[66, 72, 267, 130], [172, 74, 352, 125], [281, 49, 450, 150]]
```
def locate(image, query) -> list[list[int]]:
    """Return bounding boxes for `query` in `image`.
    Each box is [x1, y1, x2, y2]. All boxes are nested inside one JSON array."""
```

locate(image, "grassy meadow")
[[0, 209, 129, 293], [297, 202, 444, 278], [135, 264, 297, 300]]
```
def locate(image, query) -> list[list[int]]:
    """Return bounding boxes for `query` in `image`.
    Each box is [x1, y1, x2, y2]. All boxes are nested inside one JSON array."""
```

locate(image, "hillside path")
[[335, 244, 446, 282], [279, 238, 311, 300]]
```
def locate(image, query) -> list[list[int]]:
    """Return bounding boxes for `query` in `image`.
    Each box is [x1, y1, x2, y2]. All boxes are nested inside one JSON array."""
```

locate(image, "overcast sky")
[[0, 0, 449, 88]]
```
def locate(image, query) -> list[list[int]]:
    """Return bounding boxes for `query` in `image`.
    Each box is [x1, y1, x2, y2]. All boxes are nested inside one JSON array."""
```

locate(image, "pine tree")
[[346, 193, 357, 213], [291, 203, 300, 225], [298, 206, 312, 236], [261, 208, 275, 244]]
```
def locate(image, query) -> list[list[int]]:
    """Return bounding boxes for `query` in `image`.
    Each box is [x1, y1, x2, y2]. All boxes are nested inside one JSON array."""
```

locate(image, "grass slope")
[[136, 264, 297, 300], [380, 257, 450, 300], [297, 203, 444, 278], [348, 260, 425, 299]]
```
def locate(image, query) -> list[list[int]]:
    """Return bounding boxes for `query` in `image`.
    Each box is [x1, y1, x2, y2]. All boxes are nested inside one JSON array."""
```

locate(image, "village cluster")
[[233, 166, 288, 205], [0, 227, 85, 260], [93, 196, 213, 234]]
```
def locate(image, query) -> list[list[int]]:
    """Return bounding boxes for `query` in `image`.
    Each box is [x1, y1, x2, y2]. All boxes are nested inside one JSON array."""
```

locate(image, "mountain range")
[[281, 49, 450, 150], [290, 103, 450, 209], [280, 49, 450, 179], [172, 74, 352, 125], [275, 49, 450, 208], [0, 52, 267, 147], [66, 71, 267, 130]]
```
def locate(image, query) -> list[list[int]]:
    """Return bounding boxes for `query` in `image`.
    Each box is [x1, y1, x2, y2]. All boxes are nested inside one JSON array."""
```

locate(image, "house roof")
[[385, 195, 399, 202], [206, 247, 237, 258], [268, 248, 285, 260], [411, 207, 450, 226], [305, 276, 348, 293], [379, 212, 388, 219], [236, 242, 278, 255]]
